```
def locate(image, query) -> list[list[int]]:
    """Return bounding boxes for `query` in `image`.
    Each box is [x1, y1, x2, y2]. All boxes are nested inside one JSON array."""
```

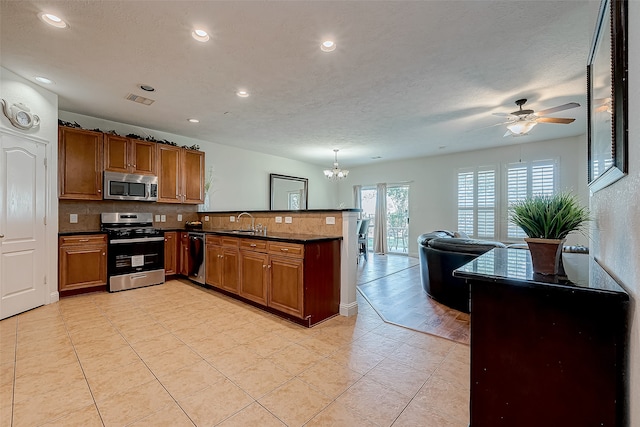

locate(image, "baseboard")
[[49, 291, 59, 304], [339, 301, 358, 317]]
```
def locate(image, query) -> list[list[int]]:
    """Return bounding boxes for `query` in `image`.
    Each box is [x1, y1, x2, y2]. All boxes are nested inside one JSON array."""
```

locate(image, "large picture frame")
[[587, 0, 628, 192]]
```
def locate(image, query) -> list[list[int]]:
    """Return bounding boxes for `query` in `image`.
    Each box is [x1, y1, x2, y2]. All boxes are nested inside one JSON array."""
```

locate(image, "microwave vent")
[[125, 93, 155, 106]]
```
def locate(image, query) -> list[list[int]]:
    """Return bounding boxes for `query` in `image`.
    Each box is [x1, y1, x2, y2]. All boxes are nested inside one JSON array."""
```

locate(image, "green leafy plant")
[[510, 192, 589, 239]]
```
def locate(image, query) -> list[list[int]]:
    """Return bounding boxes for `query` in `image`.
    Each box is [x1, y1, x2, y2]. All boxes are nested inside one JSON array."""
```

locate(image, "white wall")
[[59, 111, 339, 211], [337, 135, 588, 255], [0, 67, 59, 303], [590, 1, 640, 425]]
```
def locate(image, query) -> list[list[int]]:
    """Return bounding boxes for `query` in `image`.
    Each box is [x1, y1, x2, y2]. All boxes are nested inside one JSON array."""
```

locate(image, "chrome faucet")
[[237, 212, 255, 231]]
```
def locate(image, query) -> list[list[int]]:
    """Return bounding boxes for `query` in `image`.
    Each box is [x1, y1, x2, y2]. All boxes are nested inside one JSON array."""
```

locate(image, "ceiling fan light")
[[507, 121, 537, 135]]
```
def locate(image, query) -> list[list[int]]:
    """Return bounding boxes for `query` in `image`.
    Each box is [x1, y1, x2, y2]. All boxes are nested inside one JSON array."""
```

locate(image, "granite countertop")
[[60, 229, 342, 243], [202, 229, 342, 243], [453, 248, 629, 300], [58, 230, 107, 236]]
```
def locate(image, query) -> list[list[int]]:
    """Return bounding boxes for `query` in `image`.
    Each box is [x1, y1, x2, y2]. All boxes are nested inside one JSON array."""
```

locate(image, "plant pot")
[[525, 238, 565, 276]]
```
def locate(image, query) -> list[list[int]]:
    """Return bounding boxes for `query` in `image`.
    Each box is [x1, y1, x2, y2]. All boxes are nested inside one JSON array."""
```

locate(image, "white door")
[[0, 130, 47, 320]]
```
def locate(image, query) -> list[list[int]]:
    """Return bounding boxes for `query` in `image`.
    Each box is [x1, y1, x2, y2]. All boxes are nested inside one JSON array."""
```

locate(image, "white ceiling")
[[0, 0, 600, 167]]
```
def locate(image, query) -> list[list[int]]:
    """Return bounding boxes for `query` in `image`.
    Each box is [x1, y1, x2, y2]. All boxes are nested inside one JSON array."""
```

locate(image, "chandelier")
[[323, 149, 349, 180]]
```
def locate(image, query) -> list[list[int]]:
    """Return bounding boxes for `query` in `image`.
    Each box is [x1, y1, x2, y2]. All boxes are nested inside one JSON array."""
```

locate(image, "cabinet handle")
[[280, 248, 289, 252], [263, 265, 267, 268], [102, 252, 105, 256], [79, 239, 89, 242], [268, 265, 271, 269], [133, 164, 136, 167], [98, 189, 101, 193]]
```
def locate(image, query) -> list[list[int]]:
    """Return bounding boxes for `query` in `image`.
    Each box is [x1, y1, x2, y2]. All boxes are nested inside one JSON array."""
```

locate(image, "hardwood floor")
[[357, 253, 470, 344]]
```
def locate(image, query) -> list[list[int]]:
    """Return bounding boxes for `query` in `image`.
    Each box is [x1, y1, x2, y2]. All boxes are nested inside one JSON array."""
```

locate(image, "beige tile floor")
[[0, 279, 470, 427]]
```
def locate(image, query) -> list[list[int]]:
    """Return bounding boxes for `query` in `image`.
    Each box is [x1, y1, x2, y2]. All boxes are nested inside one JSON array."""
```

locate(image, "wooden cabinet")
[[268, 242, 304, 318], [58, 234, 107, 292], [157, 145, 204, 204], [453, 248, 629, 427], [239, 243, 269, 305], [58, 127, 103, 200], [178, 232, 189, 276], [164, 231, 177, 276], [206, 236, 239, 293], [104, 134, 156, 175]]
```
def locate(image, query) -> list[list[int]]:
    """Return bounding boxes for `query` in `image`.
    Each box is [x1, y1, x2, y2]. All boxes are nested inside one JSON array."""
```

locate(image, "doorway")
[[360, 184, 410, 254]]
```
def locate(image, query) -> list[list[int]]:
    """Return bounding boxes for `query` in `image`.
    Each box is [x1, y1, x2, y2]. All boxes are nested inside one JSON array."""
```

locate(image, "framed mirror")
[[270, 174, 308, 210], [587, 0, 628, 192]]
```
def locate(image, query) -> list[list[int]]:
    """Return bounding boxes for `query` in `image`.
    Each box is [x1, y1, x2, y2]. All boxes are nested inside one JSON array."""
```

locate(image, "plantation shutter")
[[457, 167, 496, 239], [506, 160, 557, 239]]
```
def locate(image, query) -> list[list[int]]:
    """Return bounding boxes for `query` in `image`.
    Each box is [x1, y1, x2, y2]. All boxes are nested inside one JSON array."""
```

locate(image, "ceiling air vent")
[[125, 93, 155, 106]]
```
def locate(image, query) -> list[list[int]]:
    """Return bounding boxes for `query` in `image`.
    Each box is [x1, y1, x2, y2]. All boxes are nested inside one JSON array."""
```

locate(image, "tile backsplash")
[[58, 200, 199, 232]]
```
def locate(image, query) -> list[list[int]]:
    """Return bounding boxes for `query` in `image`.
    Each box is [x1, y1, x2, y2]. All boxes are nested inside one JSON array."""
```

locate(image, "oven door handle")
[[110, 236, 165, 244]]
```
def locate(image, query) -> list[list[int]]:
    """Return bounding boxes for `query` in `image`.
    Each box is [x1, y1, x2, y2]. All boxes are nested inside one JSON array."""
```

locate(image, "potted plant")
[[510, 192, 589, 275]]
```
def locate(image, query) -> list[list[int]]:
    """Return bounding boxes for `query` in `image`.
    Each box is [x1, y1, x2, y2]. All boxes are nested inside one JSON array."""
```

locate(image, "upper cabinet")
[[157, 145, 204, 204], [104, 134, 156, 175], [58, 127, 103, 200], [58, 125, 204, 203]]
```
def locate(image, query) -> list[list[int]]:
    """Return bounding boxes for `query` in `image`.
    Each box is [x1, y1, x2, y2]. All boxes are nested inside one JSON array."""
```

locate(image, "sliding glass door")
[[360, 184, 409, 254]]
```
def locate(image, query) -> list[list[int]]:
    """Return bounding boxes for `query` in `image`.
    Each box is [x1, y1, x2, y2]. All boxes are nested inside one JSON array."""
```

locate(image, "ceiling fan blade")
[[536, 102, 580, 116], [536, 117, 575, 124], [469, 121, 512, 132], [503, 130, 512, 138]]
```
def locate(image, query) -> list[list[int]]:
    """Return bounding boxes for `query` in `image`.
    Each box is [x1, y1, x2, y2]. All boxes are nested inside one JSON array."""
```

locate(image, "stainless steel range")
[[101, 212, 164, 292]]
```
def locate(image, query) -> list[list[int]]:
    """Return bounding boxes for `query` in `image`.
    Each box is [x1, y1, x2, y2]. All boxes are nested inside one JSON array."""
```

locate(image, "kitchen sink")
[[229, 229, 255, 234]]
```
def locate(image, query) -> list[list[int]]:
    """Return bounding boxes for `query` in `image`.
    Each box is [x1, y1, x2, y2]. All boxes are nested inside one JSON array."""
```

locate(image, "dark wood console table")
[[453, 248, 629, 427]]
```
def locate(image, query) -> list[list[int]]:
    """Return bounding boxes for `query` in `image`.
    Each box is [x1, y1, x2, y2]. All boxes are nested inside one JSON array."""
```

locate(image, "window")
[[457, 167, 496, 239], [505, 159, 557, 239]]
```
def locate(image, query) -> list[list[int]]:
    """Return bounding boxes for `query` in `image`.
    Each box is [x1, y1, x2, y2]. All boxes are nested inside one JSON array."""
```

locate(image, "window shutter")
[[457, 168, 496, 239], [506, 160, 556, 239]]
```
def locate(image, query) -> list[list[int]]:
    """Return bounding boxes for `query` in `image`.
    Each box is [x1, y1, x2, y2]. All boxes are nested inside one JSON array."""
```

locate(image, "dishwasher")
[[187, 232, 206, 284]]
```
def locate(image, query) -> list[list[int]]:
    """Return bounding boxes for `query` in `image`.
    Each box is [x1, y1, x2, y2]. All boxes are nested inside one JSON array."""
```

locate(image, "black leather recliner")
[[417, 231, 506, 313]]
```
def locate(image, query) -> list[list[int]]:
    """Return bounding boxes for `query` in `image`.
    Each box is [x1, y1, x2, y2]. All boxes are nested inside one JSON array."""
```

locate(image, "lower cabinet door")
[[268, 255, 304, 318], [59, 245, 107, 291], [239, 251, 268, 305], [205, 244, 223, 287], [221, 248, 239, 294]]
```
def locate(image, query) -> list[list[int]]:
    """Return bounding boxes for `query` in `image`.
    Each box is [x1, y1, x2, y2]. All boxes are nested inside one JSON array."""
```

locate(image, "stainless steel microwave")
[[103, 171, 158, 202]]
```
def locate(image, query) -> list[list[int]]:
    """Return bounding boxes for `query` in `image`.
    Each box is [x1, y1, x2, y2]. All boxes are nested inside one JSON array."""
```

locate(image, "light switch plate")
[[69, 214, 78, 224], [230, 216, 236, 222], [285, 216, 292, 224], [325, 216, 336, 225], [177, 214, 183, 221], [275, 216, 283, 223], [204, 216, 210, 221], [160, 215, 166, 222], [155, 215, 161, 222]]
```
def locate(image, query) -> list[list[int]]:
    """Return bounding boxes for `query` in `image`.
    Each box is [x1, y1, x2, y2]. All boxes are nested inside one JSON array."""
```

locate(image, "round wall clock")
[[1, 99, 40, 130]]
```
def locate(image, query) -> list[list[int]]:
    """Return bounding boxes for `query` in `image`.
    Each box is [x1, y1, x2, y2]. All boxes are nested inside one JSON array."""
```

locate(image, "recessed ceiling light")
[[35, 76, 53, 84], [139, 84, 155, 92], [320, 40, 336, 52], [188, 118, 200, 123], [236, 90, 249, 98], [192, 29, 210, 42], [39, 13, 68, 28]]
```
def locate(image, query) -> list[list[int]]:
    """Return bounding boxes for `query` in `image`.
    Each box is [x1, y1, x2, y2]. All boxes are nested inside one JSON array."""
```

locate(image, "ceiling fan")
[[493, 98, 580, 137]]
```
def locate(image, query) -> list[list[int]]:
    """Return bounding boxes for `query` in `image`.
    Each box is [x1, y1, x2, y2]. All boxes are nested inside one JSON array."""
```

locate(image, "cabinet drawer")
[[221, 237, 240, 247], [269, 242, 304, 258], [240, 239, 267, 252], [206, 235, 221, 245], [59, 234, 107, 246]]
